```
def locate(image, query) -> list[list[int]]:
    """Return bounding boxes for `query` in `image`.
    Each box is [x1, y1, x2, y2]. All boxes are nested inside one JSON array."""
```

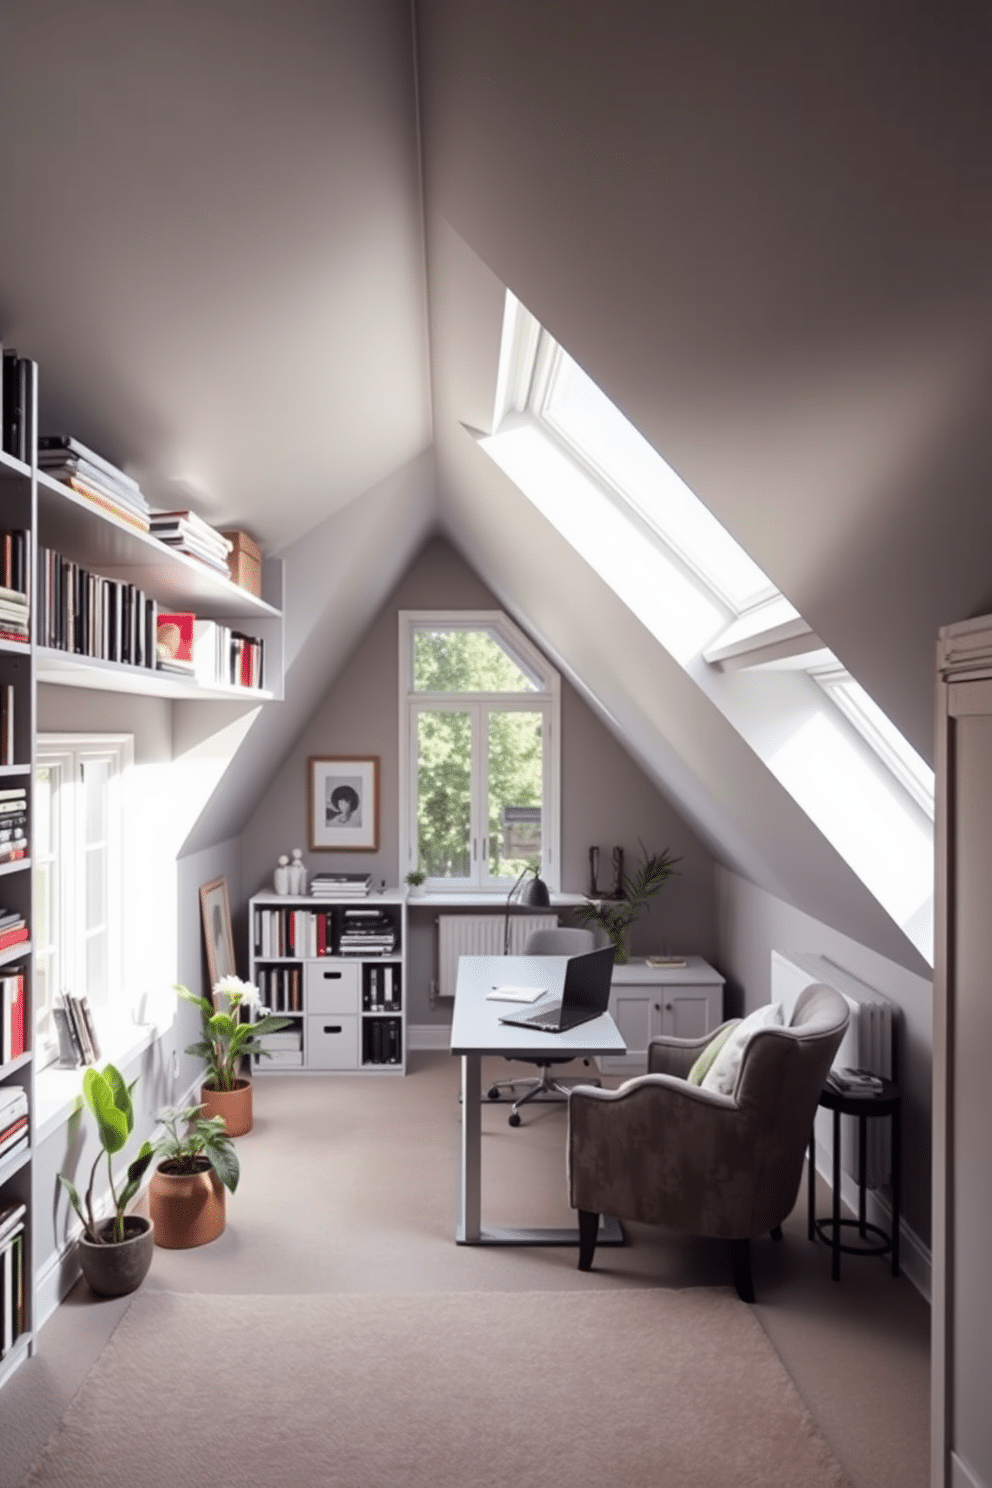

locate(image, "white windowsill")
[[406, 892, 591, 907], [35, 1012, 174, 1143]]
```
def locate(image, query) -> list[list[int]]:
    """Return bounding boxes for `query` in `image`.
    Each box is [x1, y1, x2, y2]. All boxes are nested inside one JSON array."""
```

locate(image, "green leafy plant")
[[177, 975, 291, 1093], [405, 868, 426, 887], [152, 1105, 240, 1194], [573, 843, 681, 964], [58, 1065, 155, 1244]]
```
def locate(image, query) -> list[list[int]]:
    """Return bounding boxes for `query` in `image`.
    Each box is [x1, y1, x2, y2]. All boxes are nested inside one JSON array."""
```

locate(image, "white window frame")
[[34, 733, 131, 1067], [398, 611, 561, 893]]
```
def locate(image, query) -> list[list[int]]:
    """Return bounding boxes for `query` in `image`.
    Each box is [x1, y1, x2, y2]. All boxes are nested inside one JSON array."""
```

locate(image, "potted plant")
[[405, 868, 427, 898], [177, 975, 291, 1136], [148, 1105, 240, 1249], [57, 1064, 156, 1297], [572, 842, 681, 964]]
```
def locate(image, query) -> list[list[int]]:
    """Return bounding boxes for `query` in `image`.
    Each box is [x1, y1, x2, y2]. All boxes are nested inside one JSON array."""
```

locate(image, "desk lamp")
[[503, 864, 551, 954]]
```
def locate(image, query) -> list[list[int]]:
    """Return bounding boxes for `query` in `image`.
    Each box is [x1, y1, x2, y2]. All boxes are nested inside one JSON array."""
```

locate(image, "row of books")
[[0, 530, 29, 645], [0, 788, 27, 866], [149, 510, 232, 578], [310, 872, 371, 899], [0, 686, 14, 768], [52, 994, 101, 1068], [362, 1016, 402, 1066], [0, 1202, 26, 1359], [339, 907, 397, 956], [38, 546, 158, 669], [0, 912, 28, 955], [255, 964, 303, 1013], [156, 612, 265, 690], [39, 435, 150, 535], [0, 1085, 28, 1167], [363, 965, 401, 1011], [0, 969, 25, 1064], [253, 907, 336, 960], [0, 350, 33, 466]]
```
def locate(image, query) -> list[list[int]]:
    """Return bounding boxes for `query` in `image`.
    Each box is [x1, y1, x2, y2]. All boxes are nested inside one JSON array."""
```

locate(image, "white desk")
[[450, 955, 627, 1246]]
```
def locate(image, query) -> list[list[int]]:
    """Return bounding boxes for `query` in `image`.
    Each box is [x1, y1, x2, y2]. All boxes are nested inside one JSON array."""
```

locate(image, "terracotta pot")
[[78, 1217, 155, 1296], [200, 1078, 253, 1136], [149, 1160, 226, 1249]]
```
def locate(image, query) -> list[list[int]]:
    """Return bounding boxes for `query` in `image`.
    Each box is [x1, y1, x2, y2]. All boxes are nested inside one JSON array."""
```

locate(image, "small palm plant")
[[573, 842, 681, 964]]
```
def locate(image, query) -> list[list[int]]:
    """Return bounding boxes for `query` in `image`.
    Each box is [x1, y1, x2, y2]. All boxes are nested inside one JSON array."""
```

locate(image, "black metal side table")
[[807, 1077, 901, 1281]]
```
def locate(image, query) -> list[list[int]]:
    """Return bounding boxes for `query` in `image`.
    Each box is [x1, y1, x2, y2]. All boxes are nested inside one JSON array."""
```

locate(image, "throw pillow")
[[700, 1001, 784, 1097], [687, 1020, 741, 1085]]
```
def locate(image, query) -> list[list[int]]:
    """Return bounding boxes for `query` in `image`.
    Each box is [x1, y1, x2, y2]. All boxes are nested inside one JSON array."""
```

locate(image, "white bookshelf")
[[248, 892, 407, 1075]]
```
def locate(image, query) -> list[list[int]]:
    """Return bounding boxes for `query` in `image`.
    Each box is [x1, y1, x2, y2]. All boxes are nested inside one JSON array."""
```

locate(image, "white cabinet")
[[599, 957, 724, 1074], [248, 893, 407, 1075]]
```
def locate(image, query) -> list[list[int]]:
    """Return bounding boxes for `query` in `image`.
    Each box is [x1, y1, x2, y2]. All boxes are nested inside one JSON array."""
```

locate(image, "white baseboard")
[[812, 1149, 931, 1303], [408, 1023, 452, 1051]]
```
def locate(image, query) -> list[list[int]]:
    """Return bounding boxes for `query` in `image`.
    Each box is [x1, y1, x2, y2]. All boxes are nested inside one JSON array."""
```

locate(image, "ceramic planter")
[[200, 1077, 252, 1136], [149, 1160, 226, 1248], [78, 1217, 155, 1296]]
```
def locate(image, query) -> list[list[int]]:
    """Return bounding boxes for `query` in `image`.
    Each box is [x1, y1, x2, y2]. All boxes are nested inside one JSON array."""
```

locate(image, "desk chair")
[[487, 926, 602, 1127]]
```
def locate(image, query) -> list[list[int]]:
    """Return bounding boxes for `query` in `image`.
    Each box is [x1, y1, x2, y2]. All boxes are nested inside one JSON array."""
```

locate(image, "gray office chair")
[[486, 926, 602, 1127]]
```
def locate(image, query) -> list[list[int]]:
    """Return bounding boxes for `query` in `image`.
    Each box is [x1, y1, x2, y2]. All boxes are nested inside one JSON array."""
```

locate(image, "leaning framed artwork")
[[309, 756, 379, 852], [199, 877, 236, 987]]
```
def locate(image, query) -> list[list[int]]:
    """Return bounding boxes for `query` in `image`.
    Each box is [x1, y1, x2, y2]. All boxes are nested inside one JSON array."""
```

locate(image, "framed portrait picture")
[[199, 877, 236, 988], [309, 756, 379, 852]]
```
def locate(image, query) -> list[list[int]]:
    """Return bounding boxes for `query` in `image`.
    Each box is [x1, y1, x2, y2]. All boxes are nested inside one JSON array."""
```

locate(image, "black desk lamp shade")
[[503, 866, 551, 953]]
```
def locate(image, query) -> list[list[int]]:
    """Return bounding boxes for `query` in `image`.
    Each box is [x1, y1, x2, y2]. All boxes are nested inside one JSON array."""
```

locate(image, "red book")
[[0, 925, 27, 953], [156, 612, 195, 663], [8, 974, 24, 1060], [0, 1113, 28, 1149]]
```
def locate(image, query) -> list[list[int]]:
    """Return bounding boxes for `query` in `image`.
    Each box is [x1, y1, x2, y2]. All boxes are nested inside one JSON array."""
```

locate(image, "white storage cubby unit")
[[249, 893, 407, 1075], [599, 956, 725, 1075]]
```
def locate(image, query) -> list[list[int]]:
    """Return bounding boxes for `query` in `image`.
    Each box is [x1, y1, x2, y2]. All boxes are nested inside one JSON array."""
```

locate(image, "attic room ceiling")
[[0, 0, 432, 550]]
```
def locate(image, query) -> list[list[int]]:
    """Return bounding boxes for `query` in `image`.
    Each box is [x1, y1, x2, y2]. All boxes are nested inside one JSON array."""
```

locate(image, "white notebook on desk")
[[486, 985, 548, 1003]]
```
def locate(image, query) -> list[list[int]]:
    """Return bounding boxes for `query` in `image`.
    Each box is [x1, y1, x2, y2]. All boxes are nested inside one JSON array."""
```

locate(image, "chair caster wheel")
[[508, 1112, 521, 1127], [487, 1087, 501, 1100]]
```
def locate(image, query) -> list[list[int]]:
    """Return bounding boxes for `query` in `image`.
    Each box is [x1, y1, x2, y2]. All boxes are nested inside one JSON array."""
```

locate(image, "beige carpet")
[[23, 1288, 850, 1488]]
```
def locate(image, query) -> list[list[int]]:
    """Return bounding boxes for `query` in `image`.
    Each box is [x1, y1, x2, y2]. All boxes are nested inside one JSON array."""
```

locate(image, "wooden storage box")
[[222, 529, 262, 597]]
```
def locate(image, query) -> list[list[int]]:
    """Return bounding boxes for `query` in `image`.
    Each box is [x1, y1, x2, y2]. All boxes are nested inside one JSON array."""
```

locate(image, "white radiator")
[[437, 913, 559, 999], [771, 950, 894, 1189]]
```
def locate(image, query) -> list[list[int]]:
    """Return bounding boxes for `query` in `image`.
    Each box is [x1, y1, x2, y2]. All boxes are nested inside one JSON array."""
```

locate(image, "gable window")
[[399, 613, 560, 891], [34, 734, 131, 1065]]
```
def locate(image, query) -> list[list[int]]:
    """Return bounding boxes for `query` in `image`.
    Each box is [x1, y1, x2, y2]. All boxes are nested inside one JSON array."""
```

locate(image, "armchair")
[[567, 982, 849, 1300]]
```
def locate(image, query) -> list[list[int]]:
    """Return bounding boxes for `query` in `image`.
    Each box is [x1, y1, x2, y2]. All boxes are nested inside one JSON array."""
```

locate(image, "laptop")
[[498, 945, 616, 1033]]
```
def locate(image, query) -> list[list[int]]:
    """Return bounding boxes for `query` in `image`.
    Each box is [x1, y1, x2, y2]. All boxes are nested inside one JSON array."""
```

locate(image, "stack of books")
[[52, 993, 100, 1068], [0, 911, 27, 954], [0, 967, 25, 1063], [0, 789, 27, 865], [149, 511, 232, 578], [0, 1085, 28, 1164], [0, 528, 29, 644], [1, 348, 33, 464], [310, 873, 371, 900], [0, 1200, 27, 1358], [0, 586, 28, 646], [826, 1067, 885, 1096], [38, 436, 151, 534], [338, 906, 396, 956]]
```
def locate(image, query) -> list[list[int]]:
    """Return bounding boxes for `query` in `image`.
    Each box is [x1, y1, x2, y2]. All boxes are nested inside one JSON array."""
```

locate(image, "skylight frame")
[[811, 666, 935, 820]]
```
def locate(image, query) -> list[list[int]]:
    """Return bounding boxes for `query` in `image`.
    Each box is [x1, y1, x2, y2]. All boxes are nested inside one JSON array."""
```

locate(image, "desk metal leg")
[[832, 1106, 841, 1281], [457, 1053, 481, 1244], [891, 1101, 901, 1278]]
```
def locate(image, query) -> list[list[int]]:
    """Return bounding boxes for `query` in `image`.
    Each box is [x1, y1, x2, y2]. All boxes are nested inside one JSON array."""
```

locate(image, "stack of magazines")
[[826, 1067, 885, 1096], [38, 436, 151, 533], [149, 510, 232, 577], [338, 906, 396, 955], [310, 873, 371, 899], [0, 1085, 28, 1164]]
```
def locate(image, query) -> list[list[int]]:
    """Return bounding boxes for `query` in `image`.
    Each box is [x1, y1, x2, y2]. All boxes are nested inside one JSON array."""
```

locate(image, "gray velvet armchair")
[[567, 983, 849, 1300]]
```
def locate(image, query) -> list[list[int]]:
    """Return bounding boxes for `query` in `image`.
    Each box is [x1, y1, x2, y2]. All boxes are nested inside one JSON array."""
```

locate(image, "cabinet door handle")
[[323, 1025, 343, 1035], [665, 1003, 672, 1012], [322, 971, 342, 980]]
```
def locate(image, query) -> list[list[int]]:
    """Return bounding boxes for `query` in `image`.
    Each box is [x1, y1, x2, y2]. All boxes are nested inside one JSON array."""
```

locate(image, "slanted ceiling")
[[3, 3, 984, 974]]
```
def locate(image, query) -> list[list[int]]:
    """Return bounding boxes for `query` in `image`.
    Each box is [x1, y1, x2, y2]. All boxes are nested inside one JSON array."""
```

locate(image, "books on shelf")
[[0, 530, 30, 643], [0, 911, 28, 953], [310, 872, 371, 899], [0, 788, 27, 866], [362, 1016, 402, 1066], [156, 614, 265, 690], [0, 685, 13, 766], [362, 964, 401, 1011], [149, 510, 232, 577], [253, 905, 336, 960], [0, 1202, 26, 1359], [39, 435, 151, 533], [39, 546, 157, 670], [256, 964, 303, 1013], [0, 1084, 28, 1162], [0, 967, 25, 1063], [53, 993, 100, 1067], [339, 907, 397, 956], [1, 350, 34, 465]]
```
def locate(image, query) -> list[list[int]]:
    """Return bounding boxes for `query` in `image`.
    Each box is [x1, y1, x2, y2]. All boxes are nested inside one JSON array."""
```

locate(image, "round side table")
[[807, 1077, 901, 1281]]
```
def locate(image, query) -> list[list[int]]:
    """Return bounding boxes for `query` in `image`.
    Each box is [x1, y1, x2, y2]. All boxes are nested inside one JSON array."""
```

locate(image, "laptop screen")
[[562, 945, 616, 1015]]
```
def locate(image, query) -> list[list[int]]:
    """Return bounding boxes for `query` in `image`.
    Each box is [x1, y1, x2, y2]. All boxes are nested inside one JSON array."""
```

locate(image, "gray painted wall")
[[241, 535, 720, 1025], [715, 865, 932, 1249]]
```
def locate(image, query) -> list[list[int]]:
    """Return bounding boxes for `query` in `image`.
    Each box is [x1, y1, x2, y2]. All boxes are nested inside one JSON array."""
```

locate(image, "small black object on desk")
[[808, 1076, 901, 1281]]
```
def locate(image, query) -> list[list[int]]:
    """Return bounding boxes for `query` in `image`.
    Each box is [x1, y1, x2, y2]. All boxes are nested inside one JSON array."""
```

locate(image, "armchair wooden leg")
[[729, 1239, 755, 1303], [578, 1210, 600, 1271], [770, 1225, 783, 1242]]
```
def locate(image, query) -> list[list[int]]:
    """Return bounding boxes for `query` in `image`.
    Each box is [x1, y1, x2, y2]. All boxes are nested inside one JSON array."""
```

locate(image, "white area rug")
[[23, 1289, 850, 1488]]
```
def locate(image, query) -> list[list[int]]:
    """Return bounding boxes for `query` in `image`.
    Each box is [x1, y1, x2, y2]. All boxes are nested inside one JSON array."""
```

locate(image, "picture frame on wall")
[[199, 876, 236, 987], [309, 755, 379, 851]]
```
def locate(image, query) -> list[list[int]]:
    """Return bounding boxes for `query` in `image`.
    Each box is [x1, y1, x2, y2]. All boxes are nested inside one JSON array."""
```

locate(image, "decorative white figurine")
[[273, 854, 291, 895], [288, 848, 307, 896]]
